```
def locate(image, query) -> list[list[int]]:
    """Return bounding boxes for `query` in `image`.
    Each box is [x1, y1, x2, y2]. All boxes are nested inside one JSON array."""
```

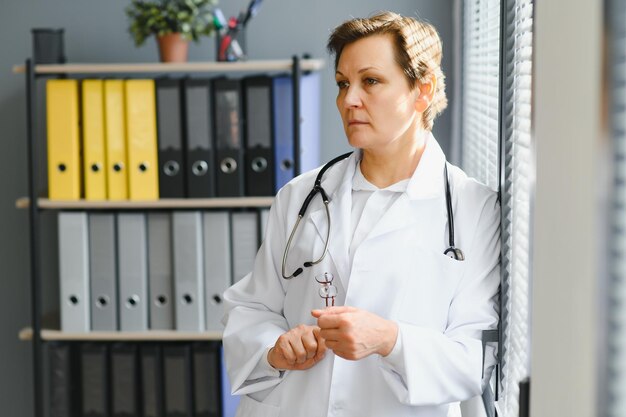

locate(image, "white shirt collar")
[[352, 159, 410, 193]]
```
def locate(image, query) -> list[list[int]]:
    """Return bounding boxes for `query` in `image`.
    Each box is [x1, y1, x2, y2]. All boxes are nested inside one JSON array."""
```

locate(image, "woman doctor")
[[222, 11, 500, 417]]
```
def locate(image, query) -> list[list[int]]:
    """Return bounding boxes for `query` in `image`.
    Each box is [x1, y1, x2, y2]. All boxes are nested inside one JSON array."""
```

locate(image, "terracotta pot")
[[157, 33, 189, 63]]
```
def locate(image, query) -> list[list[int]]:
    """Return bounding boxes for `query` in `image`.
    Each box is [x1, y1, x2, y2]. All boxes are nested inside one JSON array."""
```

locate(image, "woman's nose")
[[343, 86, 362, 108]]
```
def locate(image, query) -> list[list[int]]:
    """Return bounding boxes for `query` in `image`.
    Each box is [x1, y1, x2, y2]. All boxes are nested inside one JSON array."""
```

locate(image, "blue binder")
[[220, 346, 240, 417], [271, 73, 321, 192], [299, 72, 321, 173], [271, 75, 294, 192]]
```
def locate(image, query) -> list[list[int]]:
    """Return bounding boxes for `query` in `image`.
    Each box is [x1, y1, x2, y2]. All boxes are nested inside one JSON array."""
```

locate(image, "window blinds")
[[461, 0, 500, 190], [461, 1, 534, 416], [608, 0, 626, 415], [497, 1, 534, 417]]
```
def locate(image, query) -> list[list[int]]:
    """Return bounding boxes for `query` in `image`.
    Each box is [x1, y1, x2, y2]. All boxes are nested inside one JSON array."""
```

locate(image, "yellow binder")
[[124, 80, 159, 200], [82, 80, 107, 200], [46, 79, 80, 200], [104, 80, 128, 200]]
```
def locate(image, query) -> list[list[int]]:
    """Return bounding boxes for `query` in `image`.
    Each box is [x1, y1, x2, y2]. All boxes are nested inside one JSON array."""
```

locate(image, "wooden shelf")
[[19, 327, 222, 342], [16, 196, 273, 210], [12, 59, 325, 75]]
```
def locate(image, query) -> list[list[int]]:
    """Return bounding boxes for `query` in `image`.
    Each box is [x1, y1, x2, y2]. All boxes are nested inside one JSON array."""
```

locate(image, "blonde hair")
[[327, 11, 447, 130]]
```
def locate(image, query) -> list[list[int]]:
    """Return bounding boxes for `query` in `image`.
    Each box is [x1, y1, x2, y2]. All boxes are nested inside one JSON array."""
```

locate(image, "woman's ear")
[[415, 75, 437, 113]]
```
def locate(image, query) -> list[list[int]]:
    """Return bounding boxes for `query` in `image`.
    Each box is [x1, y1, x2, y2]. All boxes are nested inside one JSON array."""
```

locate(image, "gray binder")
[[173, 211, 206, 331], [117, 213, 148, 331], [140, 344, 161, 417], [81, 343, 108, 417], [192, 343, 220, 417], [163, 345, 192, 416], [59, 212, 90, 332], [89, 213, 118, 331], [111, 343, 139, 417], [147, 213, 174, 330], [47, 342, 78, 417], [231, 212, 258, 283], [202, 211, 232, 332]]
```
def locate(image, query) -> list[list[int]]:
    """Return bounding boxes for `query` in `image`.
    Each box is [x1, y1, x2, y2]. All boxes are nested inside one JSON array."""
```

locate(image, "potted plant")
[[126, 0, 217, 62]]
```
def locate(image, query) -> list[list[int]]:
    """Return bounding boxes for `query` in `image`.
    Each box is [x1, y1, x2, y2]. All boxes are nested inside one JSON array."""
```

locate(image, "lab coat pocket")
[[395, 248, 466, 330], [235, 394, 280, 417]]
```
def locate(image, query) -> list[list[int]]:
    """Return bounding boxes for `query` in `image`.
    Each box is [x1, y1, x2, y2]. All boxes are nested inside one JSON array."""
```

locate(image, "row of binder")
[[46, 73, 320, 201], [45, 341, 238, 417], [59, 209, 268, 333]]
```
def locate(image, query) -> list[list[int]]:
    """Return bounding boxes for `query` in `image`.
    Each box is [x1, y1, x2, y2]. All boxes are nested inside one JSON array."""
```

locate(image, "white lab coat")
[[222, 135, 500, 417]]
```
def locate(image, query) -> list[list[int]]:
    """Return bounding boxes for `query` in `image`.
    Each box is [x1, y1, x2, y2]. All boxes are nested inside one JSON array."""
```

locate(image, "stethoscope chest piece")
[[444, 247, 465, 261]]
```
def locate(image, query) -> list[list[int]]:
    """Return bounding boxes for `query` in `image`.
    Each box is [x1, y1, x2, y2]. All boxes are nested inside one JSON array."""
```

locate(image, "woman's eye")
[[336, 80, 349, 89], [365, 78, 379, 86]]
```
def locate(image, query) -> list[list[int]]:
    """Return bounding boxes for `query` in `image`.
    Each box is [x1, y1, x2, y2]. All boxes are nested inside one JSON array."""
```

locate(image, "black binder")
[[243, 76, 275, 196], [141, 344, 164, 417], [163, 344, 193, 417], [213, 78, 244, 197], [48, 342, 80, 417], [111, 343, 139, 417], [80, 343, 109, 417], [183, 78, 216, 198], [192, 343, 220, 417], [156, 78, 186, 198]]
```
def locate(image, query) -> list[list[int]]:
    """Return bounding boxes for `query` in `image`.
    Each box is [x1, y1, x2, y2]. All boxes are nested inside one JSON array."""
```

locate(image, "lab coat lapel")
[[366, 195, 420, 241], [309, 153, 357, 288], [367, 133, 447, 242]]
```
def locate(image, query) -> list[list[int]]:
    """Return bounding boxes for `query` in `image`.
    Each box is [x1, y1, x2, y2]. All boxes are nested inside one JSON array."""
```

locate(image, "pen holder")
[[216, 29, 246, 62], [32, 28, 66, 64]]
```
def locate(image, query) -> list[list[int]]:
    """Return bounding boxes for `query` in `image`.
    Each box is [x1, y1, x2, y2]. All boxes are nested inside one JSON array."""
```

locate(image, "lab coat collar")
[[405, 132, 447, 201], [339, 132, 446, 200], [318, 132, 446, 202]]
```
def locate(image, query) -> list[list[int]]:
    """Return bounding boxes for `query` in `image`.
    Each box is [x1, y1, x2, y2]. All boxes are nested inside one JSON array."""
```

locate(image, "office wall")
[[0, 1, 453, 415]]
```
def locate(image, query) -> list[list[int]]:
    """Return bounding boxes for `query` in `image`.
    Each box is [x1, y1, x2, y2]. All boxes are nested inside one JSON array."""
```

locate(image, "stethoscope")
[[281, 152, 464, 281]]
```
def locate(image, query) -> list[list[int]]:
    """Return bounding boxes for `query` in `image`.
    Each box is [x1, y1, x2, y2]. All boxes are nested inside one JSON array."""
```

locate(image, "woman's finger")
[[313, 329, 328, 358], [301, 329, 319, 359], [288, 333, 308, 364], [277, 335, 297, 365], [318, 328, 343, 343]]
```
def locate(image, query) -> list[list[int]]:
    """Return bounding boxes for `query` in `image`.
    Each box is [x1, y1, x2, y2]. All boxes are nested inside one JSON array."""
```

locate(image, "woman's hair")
[[327, 11, 447, 131]]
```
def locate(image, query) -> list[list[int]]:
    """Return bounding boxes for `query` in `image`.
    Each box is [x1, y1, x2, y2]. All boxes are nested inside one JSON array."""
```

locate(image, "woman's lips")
[[348, 120, 368, 126]]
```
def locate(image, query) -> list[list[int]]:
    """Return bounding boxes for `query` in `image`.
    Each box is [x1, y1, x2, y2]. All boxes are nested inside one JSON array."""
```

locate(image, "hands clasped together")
[[267, 306, 399, 371]]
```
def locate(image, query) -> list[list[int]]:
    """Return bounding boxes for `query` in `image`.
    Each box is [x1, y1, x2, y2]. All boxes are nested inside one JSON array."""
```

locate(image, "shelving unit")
[[17, 56, 323, 417], [15, 196, 274, 210], [12, 59, 324, 75], [19, 327, 223, 342]]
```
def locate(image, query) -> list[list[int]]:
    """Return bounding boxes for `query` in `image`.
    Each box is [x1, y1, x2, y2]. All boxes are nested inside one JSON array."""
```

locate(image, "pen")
[[213, 8, 227, 32], [243, 0, 263, 26]]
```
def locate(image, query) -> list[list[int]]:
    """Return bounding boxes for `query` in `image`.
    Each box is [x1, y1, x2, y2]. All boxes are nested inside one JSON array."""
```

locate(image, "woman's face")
[[335, 34, 421, 153]]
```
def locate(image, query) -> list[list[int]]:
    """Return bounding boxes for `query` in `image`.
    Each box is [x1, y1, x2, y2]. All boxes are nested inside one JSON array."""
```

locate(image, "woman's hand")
[[267, 325, 327, 371], [312, 306, 398, 361]]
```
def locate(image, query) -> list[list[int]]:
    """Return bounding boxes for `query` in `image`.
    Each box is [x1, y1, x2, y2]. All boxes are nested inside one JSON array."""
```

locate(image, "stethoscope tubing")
[[281, 152, 350, 279], [281, 152, 463, 279]]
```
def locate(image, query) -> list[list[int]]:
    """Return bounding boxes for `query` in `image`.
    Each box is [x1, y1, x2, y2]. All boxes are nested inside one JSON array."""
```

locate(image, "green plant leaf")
[[126, 0, 219, 46]]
